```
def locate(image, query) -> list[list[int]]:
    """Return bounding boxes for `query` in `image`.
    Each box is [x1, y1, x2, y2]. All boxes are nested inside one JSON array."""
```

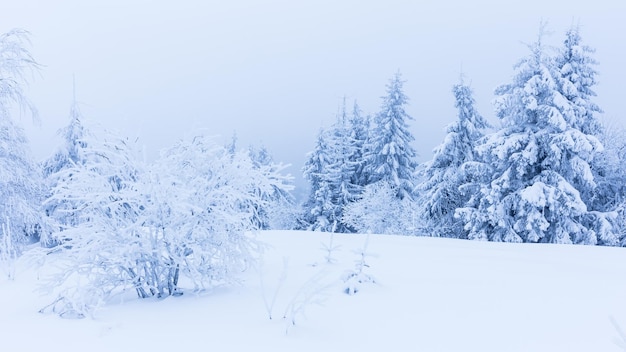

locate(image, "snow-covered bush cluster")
[[35, 117, 294, 315]]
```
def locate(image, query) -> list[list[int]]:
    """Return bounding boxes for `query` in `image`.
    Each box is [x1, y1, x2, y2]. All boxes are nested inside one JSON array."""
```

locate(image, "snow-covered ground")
[[2, 230, 626, 351]]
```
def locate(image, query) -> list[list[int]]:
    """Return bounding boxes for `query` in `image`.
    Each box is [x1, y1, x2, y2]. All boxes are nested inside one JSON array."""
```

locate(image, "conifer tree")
[[348, 101, 371, 189], [302, 128, 337, 231], [458, 27, 606, 244], [41, 96, 92, 243], [363, 71, 418, 199], [418, 80, 489, 238], [552, 25, 618, 245], [555, 25, 603, 135], [301, 99, 366, 232]]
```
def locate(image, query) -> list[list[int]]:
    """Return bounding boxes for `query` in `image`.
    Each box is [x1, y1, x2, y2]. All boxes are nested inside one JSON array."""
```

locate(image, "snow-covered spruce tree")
[[457, 27, 605, 244], [0, 29, 45, 254], [348, 100, 371, 189], [552, 25, 618, 245], [554, 25, 603, 136], [362, 71, 418, 200], [302, 128, 337, 231], [41, 98, 91, 243], [301, 100, 363, 233], [325, 100, 362, 232], [417, 80, 490, 238]]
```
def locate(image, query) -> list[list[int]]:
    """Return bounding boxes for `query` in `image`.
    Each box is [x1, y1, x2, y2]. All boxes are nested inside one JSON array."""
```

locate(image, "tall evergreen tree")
[[363, 71, 418, 199], [41, 96, 92, 243], [418, 80, 489, 238], [458, 27, 606, 245], [301, 99, 367, 232], [555, 25, 603, 135], [302, 128, 337, 231], [348, 100, 370, 188], [327, 100, 361, 232], [552, 25, 617, 245]]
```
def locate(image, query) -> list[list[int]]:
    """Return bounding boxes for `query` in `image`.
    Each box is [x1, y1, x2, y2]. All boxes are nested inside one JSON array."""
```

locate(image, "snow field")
[[3, 230, 626, 351]]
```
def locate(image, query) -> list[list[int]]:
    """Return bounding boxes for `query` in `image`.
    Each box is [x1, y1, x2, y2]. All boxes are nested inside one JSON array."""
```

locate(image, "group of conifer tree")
[[299, 24, 626, 246]]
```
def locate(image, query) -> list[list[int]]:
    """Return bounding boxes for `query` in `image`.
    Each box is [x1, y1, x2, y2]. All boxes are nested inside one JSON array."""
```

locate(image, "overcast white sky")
[[2, 1, 625, 193]]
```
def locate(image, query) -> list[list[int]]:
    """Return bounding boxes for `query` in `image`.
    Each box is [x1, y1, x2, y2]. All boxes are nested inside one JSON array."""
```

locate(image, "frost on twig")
[[283, 269, 334, 335], [320, 232, 341, 264], [342, 233, 376, 295], [259, 256, 289, 320]]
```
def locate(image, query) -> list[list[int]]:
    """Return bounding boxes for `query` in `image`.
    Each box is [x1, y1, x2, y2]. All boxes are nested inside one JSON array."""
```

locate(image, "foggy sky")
[[2, 1, 625, 194]]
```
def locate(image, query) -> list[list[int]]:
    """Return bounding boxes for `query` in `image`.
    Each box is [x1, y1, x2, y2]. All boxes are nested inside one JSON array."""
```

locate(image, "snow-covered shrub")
[[38, 130, 294, 317], [0, 29, 39, 118], [342, 181, 416, 235], [0, 29, 46, 252]]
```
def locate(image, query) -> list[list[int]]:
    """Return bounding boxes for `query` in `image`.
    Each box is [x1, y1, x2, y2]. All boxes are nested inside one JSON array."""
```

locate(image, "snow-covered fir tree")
[[554, 25, 603, 136], [551, 25, 618, 245], [363, 71, 418, 199], [302, 128, 334, 231], [458, 27, 608, 245], [41, 97, 92, 243], [43, 128, 144, 246], [326, 100, 362, 232], [42, 101, 89, 177], [417, 80, 489, 238], [348, 100, 371, 189], [301, 99, 368, 233], [551, 24, 604, 203]]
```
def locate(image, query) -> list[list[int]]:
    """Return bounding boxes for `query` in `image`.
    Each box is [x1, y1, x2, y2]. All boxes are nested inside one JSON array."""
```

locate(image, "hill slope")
[[2, 230, 626, 351]]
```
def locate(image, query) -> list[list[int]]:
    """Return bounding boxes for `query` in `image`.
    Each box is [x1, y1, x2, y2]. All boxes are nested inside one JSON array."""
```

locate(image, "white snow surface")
[[2, 230, 626, 351]]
